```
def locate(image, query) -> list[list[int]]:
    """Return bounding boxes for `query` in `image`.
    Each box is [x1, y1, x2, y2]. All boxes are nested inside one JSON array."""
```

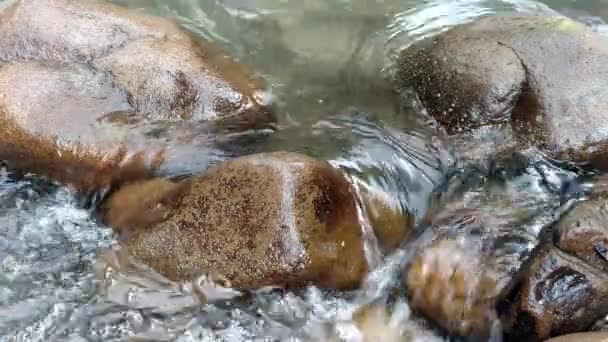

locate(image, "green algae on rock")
[[100, 152, 369, 290], [0, 0, 275, 126]]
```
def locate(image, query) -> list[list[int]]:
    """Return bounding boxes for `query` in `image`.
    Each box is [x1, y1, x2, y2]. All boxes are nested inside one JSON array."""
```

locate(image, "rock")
[[545, 332, 608, 342], [100, 152, 369, 290], [0, 61, 152, 191], [399, 14, 608, 169], [555, 197, 608, 272], [502, 243, 608, 341], [405, 238, 499, 336], [357, 183, 413, 252], [0, 0, 275, 190], [0, 0, 274, 125], [399, 29, 525, 133]]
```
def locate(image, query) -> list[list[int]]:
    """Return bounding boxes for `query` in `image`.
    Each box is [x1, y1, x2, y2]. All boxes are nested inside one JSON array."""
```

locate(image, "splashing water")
[[1, 0, 608, 341]]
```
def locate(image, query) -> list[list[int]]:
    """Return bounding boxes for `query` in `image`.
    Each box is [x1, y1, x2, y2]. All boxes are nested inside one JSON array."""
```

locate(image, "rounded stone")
[[101, 152, 369, 290], [502, 243, 608, 341], [0, 0, 276, 190], [398, 21, 525, 133], [358, 184, 413, 252], [0, 0, 275, 125], [399, 14, 608, 169], [405, 238, 498, 336], [555, 197, 608, 272], [0, 61, 153, 191]]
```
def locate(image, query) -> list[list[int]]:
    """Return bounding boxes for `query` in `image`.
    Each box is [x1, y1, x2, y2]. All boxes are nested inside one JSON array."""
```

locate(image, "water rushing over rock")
[[1, 0, 608, 341]]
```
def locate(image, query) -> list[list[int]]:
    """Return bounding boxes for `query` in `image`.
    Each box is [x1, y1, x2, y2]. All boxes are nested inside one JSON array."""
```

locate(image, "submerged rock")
[[406, 238, 498, 336], [100, 152, 369, 290], [358, 183, 413, 252], [402, 203, 515, 337], [0, 61, 152, 191], [399, 14, 608, 169], [0, 0, 275, 190]]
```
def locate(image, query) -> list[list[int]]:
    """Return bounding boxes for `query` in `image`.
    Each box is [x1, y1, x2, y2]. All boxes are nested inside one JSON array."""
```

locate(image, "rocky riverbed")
[[1, 0, 608, 341]]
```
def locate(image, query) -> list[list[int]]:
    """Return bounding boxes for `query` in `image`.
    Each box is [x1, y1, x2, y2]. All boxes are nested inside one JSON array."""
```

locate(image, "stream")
[[0, 0, 607, 341]]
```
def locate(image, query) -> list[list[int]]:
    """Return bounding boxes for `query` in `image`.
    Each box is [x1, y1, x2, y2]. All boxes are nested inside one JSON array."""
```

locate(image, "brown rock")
[[555, 197, 608, 272], [545, 332, 608, 342], [399, 14, 608, 169], [399, 29, 525, 133], [352, 304, 406, 342], [503, 243, 608, 341], [100, 152, 368, 290], [0, 61, 155, 191], [358, 183, 413, 252], [405, 238, 499, 336], [0, 0, 274, 126]]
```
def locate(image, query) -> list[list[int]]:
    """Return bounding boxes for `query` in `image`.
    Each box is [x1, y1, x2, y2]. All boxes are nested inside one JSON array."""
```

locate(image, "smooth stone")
[[351, 304, 405, 342], [503, 243, 608, 341], [358, 183, 413, 252], [0, 61, 153, 191], [0, 0, 273, 122], [0, 0, 276, 190], [555, 197, 608, 272], [399, 14, 608, 169], [399, 28, 525, 133], [100, 152, 369, 290], [0, 0, 274, 123], [405, 237, 498, 336]]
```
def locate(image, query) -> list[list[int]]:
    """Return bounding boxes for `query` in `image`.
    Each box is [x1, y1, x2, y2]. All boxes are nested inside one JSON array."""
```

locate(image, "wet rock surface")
[[399, 14, 608, 169], [502, 242, 608, 341], [498, 180, 608, 341], [100, 152, 369, 290], [0, 0, 275, 190], [555, 198, 608, 272], [406, 238, 499, 336], [400, 30, 525, 133], [0, 61, 147, 191], [0, 0, 274, 124]]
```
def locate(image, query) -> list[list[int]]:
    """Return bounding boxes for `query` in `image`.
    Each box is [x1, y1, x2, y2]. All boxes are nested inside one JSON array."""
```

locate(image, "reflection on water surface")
[[1, 0, 607, 341]]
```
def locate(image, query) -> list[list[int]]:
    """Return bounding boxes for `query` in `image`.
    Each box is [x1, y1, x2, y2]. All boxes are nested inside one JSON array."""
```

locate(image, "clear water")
[[0, 0, 607, 341]]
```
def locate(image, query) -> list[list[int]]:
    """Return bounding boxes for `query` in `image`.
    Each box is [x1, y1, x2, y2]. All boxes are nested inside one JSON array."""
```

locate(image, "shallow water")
[[1, 0, 607, 341]]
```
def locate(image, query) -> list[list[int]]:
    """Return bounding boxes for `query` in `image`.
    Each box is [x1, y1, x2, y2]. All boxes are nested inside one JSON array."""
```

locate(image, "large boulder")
[[0, 0, 275, 191], [0, 0, 274, 125], [99, 152, 369, 290], [399, 14, 608, 169], [0, 61, 150, 191]]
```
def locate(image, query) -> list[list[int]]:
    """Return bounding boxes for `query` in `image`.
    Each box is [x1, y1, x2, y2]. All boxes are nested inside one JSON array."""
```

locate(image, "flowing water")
[[1, 0, 607, 341]]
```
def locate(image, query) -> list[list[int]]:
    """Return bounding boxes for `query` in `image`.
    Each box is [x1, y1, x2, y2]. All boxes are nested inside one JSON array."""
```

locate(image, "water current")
[[1, 0, 607, 341]]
